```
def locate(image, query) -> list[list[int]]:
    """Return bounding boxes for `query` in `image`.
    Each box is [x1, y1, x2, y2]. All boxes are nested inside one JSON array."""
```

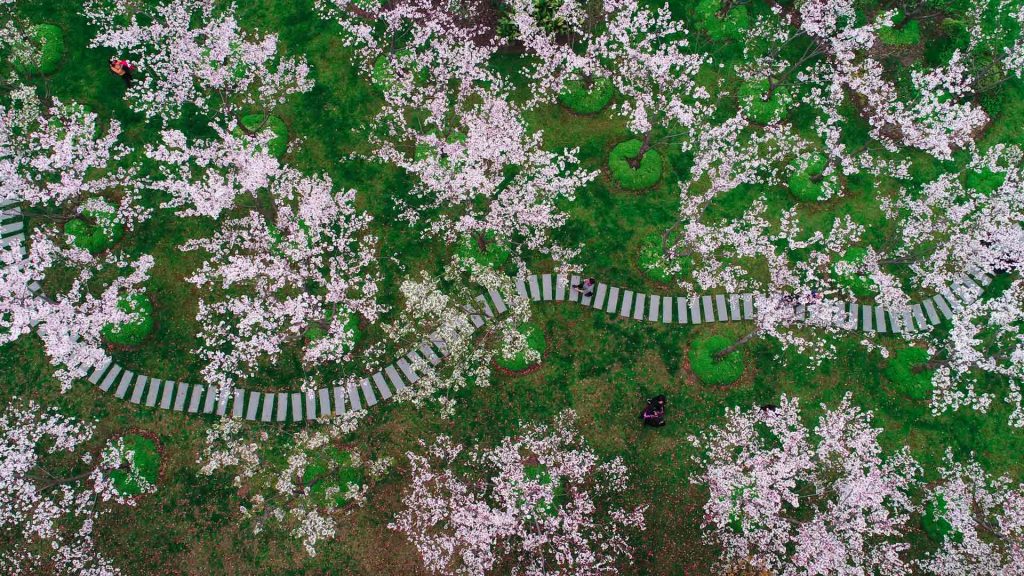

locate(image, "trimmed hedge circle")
[[496, 323, 546, 371], [64, 201, 123, 254], [832, 247, 877, 297], [102, 294, 154, 347], [558, 77, 614, 115], [639, 233, 690, 284], [108, 434, 160, 496], [739, 79, 790, 124], [239, 114, 288, 158], [609, 139, 662, 191], [788, 153, 828, 202], [689, 335, 745, 386], [13, 24, 65, 76], [884, 347, 933, 400]]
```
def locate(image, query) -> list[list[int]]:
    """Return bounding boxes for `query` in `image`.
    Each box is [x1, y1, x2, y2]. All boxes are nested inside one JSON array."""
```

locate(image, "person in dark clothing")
[[572, 277, 596, 298], [640, 395, 666, 427]]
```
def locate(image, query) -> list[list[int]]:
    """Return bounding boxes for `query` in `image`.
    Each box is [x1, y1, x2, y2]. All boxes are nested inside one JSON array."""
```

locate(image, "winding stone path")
[[0, 202, 991, 424]]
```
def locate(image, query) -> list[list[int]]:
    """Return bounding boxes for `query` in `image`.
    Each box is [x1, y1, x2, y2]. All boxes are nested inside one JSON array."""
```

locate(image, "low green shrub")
[[695, 0, 750, 42], [788, 153, 828, 202], [609, 139, 662, 191], [496, 323, 546, 371], [64, 200, 123, 254], [558, 77, 614, 115], [108, 434, 160, 496], [102, 294, 154, 346], [965, 168, 1005, 195], [922, 495, 959, 543], [689, 335, 745, 386], [884, 347, 933, 400], [13, 24, 64, 75], [239, 114, 288, 157], [832, 247, 877, 297]]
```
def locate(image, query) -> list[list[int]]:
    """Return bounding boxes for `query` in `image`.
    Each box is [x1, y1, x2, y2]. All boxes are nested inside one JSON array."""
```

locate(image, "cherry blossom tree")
[[0, 400, 153, 576], [391, 410, 646, 575], [918, 450, 1024, 575], [145, 118, 282, 219], [689, 394, 920, 576], [180, 170, 382, 393], [0, 232, 153, 390], [383, 257, 535, 417], [197, 413, 390, 557], [82, 0, 313, 122]]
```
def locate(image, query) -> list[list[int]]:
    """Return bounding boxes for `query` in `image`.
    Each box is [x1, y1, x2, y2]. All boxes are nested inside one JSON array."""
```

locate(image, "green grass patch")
[[102, 294, 154, 347], [238, 114, 288, 157], [13, 24, 64, 75], [558, 76, 614, 115], [108, 434, 160, 496], [64, 200, 123, 254], [884, 347, 933, 401]]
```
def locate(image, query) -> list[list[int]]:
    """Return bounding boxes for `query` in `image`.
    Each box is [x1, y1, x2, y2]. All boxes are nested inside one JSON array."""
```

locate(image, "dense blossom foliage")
[[391, 411, 646, 575]]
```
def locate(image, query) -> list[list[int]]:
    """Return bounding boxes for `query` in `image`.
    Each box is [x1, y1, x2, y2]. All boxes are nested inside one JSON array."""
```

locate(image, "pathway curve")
[[0, 202, 993, 424]]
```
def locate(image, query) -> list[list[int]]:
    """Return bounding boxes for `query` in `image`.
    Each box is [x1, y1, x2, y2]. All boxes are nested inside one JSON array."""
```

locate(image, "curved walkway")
[[0, 201, 993, 424]]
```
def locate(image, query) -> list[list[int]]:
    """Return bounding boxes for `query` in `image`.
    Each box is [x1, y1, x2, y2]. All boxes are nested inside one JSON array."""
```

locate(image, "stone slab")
[[318, 388, 331, 418], [188, 384, 203, 412], [385, 365, 406, 391], [591, 283, 607, 309], [528, 275, 541, 301], [397, 358, 419, 383], [88, 359, 111, 385], [488, 289, 508, 314], [662, 296, 673, 323], [203, 386, 218, 413], [702, 296, 714, 322], [619, 290, 633, 318], [542, 274, 553, 300], [605, 287, 620, 313], [99, 364, 122, 391], [862, 305, 874, 332], [514, 278, 529, 300], [291, 393, 302, 422], [332, 387, 346, 415], [359, 378, 377, 407], [347, 382, 363, 411], [246, 391, 260, 420], [371, 372, 392, 400], [569, 275, 581, 303], [114, 370, 134, 399], [276, 392, 288, 421], [875, 306, 887, 333], [633, 293, 646, 320], [911, 304, 928, 329], [555, 275, 567, 301], [742, 294, 754, 319], [475, 294, 494, 318], [261, 394, 275, 422], [923, 299, 940, 324], [129, 375, 147, 404], [178, 384, 192, 412], [676, 297, 688, 323], [145, 378, 162, 407], [689, 297, 702, 324], [933, 294, 954, 319], [715, 295, 728, 322]]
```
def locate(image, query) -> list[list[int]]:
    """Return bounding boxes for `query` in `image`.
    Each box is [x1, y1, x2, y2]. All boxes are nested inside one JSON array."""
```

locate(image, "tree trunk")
[[713, 329, 759, 361]]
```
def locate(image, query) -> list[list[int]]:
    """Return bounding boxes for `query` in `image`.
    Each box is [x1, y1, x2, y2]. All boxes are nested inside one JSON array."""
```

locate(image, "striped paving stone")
[[923, 299, 940, 324], [619, 290, 634, 318], [397, 357, 419, 383], [231, 388, 243, 417], [159, 381, 176, 410], [901, 309, 916, 333], [301, 390, 315, 420], [862, 305, 874, 332], [555, 275, 568, 301], [175, 383, 191, 412], [203, 386, 218, 413], [370, 373, 391, 401], [145, 379, 162, 407], [702, 296, 715, 321], [514, 278, 529, 300], [130, 376, 147, 404], [741, 294, 754, 319], [419, 342, 442, 365], [88, 359, 112, 385], [794, 305, 806, 321], [290, 393, 302, 422], [889, 310, 904, 334], [276, 392, 288, 421], [246, 391, 261, 420], [347, 381, 363, 411], [332, 386, 346, 415], [632, 293, 646, 320], [98, 364, 122, 391], [966, 265, 992, 286], [114, 371, 135, 399], [188, 385, 204, 412], [591, 283, 608, 309], [216, 388, 229, 416], [465, 309, 484, 328], [715, 295, 728, 322], [385, 365, 406, 392], [0, 221, 23, 235], [541, 274, 553, 300], [568, 275, 581, 303], [689, 297, 702, 324], [318, 388, 331, 418], [938, 287, 963, 311], [528, 275, 542, 301], [605, 286, 620, 313], [358, 378, 377, 407], [488, 289, 508, 314], [933, 294, 954, 319], [429, 332, 449, 355], [475, 294, 494, 318], [580, 285, 594, 306], [648, 295, 660, 322], [911, 304, 928, 329], [847, 303, 860, 330], [728, 295, 741, 321], [874, 306, 888, 333], [661, 296, 673, 323], [676, 297, 688, 323], [262, 394, 276, 422]]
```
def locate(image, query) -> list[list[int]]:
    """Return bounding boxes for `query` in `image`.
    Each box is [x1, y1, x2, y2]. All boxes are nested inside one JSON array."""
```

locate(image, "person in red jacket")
[[109, 57, 136, 87]]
